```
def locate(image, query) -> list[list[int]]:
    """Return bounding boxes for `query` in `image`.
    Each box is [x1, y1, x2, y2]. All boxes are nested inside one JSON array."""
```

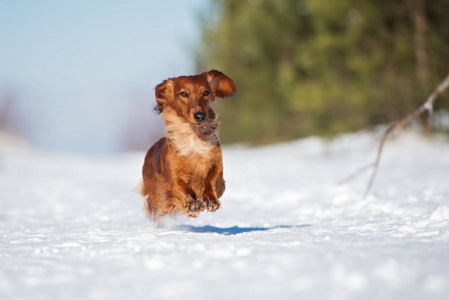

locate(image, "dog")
[[141, 70, 236, 222]]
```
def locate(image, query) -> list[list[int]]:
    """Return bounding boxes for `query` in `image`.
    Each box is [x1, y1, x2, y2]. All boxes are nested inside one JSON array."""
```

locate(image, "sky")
[[0, 0, 211, 152]]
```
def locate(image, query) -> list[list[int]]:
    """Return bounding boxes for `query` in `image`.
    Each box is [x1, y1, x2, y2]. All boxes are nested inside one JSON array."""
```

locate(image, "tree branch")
[[341, 73, 449, 197], [362, 73, 449, 197]]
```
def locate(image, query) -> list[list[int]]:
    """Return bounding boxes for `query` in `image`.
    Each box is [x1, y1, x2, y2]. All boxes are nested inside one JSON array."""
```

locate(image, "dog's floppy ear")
[[203, 70, 236, 99], [155, 79, 173, 113]]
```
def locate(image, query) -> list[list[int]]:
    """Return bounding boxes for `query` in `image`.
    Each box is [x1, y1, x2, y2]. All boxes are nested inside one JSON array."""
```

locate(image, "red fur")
[[141, 70, 236, 222]]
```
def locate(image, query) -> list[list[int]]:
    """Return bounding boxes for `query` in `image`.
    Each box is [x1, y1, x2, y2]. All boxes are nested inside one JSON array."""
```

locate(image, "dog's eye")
[[203, 90, 210, 97], [180, 91, 188, 98]]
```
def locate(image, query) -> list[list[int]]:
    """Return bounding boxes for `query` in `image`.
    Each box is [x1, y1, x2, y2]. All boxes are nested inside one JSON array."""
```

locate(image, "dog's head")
[[154, 70, 236, 125]]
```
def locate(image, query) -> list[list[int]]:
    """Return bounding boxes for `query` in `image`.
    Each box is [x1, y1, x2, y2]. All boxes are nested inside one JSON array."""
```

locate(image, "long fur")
[[163, 107, 219, 157]]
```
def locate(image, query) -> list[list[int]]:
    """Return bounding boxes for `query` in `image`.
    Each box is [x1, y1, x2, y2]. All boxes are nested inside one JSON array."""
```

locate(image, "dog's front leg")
[[170, 179, 204, 217], [202, 165, 223, 212]]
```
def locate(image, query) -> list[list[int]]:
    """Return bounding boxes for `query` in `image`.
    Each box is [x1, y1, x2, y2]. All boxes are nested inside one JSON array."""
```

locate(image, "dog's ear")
[[203, 70, 236, 99], [155, 79, 173, 113]]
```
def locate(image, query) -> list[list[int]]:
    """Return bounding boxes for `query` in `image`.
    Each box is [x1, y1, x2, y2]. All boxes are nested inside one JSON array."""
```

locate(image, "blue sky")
[[0, 0, 211, 152]]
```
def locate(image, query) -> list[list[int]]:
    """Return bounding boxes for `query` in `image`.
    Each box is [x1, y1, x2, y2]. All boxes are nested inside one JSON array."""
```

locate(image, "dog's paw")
[[203, 195, 220, 212], [185, 198, 204, 217]]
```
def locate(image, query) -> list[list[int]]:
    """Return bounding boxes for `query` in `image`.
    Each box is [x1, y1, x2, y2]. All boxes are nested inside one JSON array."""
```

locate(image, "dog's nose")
[[194, 112, 207, 123]]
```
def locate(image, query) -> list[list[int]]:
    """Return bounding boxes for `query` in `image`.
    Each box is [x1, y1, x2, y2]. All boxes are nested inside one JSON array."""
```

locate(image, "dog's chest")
[[164, 110, 219, 157], [168, 127, 217, 157], [177, 152, 213, 174], [173, 154, 215, 190]]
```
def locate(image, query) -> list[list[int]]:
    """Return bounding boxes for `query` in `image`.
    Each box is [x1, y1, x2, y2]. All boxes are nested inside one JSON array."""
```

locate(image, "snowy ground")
[[1, 130, 449, 300]]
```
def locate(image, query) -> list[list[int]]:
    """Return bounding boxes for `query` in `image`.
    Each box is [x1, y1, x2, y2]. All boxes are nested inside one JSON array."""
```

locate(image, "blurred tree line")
[[196, 0, 449, 144]]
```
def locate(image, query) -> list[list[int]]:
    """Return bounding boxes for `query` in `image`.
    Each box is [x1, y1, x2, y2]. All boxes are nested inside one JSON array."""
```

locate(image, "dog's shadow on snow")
[[178, 225, 310, 235]]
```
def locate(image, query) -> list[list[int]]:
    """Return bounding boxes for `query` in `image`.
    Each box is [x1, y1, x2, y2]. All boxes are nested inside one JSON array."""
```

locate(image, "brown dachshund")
[[141, 70, 236, 222]]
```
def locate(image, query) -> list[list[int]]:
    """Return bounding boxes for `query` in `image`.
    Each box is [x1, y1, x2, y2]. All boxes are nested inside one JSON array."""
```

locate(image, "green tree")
[[197, 0, 449, 144]]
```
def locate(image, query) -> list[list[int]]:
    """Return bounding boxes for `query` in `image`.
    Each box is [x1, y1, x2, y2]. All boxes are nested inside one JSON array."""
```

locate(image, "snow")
[[1, 131, 449, 300]]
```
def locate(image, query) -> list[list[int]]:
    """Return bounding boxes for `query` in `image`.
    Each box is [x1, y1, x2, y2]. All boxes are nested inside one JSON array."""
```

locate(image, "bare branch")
[[339, 162, 375, 185], [362, 73, 449, 197]]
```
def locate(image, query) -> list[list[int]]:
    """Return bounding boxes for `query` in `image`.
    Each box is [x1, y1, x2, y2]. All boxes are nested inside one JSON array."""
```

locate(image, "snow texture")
[[1, 131, 449, 300]]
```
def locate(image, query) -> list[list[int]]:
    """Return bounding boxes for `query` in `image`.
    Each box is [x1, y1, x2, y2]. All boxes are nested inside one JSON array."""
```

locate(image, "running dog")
[[141, 70, 236, 221]]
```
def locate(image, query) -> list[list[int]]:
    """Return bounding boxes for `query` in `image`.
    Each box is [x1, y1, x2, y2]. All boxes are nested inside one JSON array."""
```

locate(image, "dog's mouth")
[[192, 121, 218, 137], [194, 121, 207, 126]]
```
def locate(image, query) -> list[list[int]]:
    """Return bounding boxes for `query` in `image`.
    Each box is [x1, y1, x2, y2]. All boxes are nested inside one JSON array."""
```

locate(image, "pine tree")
[[197, 0, 449, 144]]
